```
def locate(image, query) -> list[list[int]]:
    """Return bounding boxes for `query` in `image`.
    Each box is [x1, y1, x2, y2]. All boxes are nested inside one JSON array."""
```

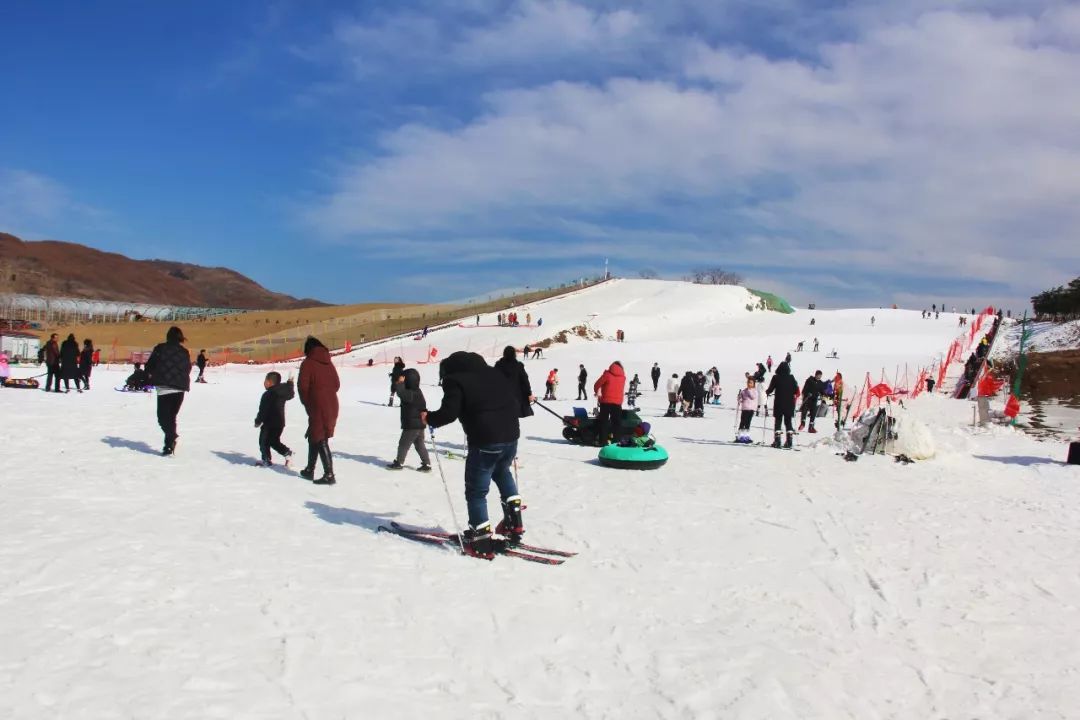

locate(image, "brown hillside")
[[0, 232, 324, 309]]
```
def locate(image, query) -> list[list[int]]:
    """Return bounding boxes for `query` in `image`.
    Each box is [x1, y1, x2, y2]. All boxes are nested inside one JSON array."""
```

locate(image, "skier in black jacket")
[[388, 356, 405, 406], [799, 370, 824, 433], [195, 350, 208, 384], [145, 326, 192, 456], [255, 371, 294, 465], [765, 361, 799, 448], [387, 368, 431, 470], [422, 351, 522, 558], [78, 339, 94, 391], [650, 363, 661, 391], [494, 346, 535, 418], [678, 371, 695, 415]]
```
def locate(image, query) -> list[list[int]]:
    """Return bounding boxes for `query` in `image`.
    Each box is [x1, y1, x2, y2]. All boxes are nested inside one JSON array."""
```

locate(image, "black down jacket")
[[427, 352, 520, 446], [765, 361, 799, 415], [146, 341, 192, 391], [395, 369, 427, 430]]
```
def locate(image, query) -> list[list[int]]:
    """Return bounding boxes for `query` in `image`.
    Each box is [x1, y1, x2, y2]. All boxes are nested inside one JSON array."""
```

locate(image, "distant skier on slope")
[[651, 362, 661, 391]]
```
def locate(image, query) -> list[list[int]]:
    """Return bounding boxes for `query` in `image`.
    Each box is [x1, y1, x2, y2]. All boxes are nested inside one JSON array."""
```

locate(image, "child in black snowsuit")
[[125, 363, 150, 391], [255, 371, 295, 465], [387, 368, 431, 471]]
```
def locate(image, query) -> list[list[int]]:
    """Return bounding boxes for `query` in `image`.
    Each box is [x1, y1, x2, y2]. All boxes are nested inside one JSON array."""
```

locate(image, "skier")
[[298, 336, 340, 485], [799, 370, 824, 433], [752, 363, 767, 383], [692, 371, 707, 416], [255, 371, 295, 467], [386, 368, 431, 471], [195, 350, 208, 383], [576, 364, 588, 400], [531, 347, 542, 359], [78, 339, 94, 391], [650, 363, 661, 391], [544, 368, 559, 400], [678, 371, 695, 416], [388, 356, 405, 406], [422, 351, 523, 558], [796, 340, 805, 352], [494, 346, 535, 419], [593, 361, 626, 445], [765, 361, 799, 449], [926, 376, 936, 393], [665, 373, 680, 417], [735, 378, 758, 443], [709, 374, 722, 405], [59, 333, 79, 393], [43, 333, 60, 392], [522, 344, 530, 362], [871, 315, 876, 327], [145, 326, 192, 456], [766, 355, 773, 372], [125, 363, 150, 391], [627, 374, 641, 409], [784, 352, 792, 364], [813, 338, 819, 353]]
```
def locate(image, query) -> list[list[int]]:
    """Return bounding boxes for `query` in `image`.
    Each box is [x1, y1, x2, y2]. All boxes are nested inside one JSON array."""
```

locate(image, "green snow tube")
[[597, 442, 669, 470]]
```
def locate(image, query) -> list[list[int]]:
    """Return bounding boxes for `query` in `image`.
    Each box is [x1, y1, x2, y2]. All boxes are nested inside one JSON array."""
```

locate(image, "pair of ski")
[[722, 440, 801, 451], [379, 521, 575, 566]]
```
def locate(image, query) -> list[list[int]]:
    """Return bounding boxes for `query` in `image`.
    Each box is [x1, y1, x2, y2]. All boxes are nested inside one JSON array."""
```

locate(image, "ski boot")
[[462, 522, 495, 559], [312, 440, 336, 485], [784, 432, 794, 449], [257, 455, 273, 467], [808, 425, 817, 434], [418, 463, 432, 473], [495, 495, 525, 544], [386, 460, 404, 470], [771, 432, 782, 449]]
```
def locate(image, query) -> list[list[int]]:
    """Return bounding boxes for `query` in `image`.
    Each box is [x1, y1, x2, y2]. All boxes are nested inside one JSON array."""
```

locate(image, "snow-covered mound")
[[2, 279, 1077, 719]]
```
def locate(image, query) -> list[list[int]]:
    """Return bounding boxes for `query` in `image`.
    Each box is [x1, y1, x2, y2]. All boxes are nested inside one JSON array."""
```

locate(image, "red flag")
[[1004, 394, 1021, 418], [868, 383, 893, 399], [429, 347, 438, 359], [977, 373, 1005, 397]]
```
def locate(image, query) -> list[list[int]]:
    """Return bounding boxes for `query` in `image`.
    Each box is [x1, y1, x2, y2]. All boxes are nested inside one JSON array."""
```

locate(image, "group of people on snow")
[[38, 333, 96, 393]]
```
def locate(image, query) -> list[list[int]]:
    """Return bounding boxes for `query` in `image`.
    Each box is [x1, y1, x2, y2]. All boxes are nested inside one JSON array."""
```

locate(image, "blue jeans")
[[464, 440, 518, 527]]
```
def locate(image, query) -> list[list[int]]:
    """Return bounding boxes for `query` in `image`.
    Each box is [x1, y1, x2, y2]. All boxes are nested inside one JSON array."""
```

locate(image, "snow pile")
[[892, 413, 936, 459], [996, 318, 1080, 354]]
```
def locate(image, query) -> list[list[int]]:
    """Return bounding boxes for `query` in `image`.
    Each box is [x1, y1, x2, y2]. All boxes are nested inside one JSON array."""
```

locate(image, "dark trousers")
[[800, 397, 819, 429], [739, 410, 754, 431], [78, 366, 91, 390], [46, 363, 60, 391], [394, 428, 430, 465], [197, 366, 205, 381], [596, 402, 621, 445], [577, 382, 586, 400], [464, 440, 518, 527], [259, 425, 292, 461], [774, 409, 794, 433], [156, 392, 185, 447], [652, 376, 659, 391]]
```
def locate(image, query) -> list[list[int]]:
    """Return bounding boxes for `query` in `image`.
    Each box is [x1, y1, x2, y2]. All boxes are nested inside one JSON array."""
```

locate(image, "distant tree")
[[638, 268, 660, 279], [686, 267, 744, 286], [1031, 276, 1080, 318]]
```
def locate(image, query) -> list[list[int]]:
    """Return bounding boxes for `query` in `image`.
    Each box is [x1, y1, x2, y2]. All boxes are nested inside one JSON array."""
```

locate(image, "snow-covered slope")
[[2, 280, 1077, 719]]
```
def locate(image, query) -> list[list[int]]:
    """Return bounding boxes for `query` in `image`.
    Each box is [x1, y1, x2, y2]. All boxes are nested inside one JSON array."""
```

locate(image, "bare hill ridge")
[[0, 232, 325, 310]]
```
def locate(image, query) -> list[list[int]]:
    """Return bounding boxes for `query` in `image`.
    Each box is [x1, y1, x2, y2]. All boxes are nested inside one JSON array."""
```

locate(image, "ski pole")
[[429, 429, 466, 555], [533, 399, 571, 425]]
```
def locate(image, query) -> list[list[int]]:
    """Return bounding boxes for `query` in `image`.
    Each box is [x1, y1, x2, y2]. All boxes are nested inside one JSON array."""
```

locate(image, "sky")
[[1, 0, 1078, 310]]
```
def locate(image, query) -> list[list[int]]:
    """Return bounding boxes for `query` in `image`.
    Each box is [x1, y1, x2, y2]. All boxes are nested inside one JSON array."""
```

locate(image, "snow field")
[[1, 280, 1078, 719]]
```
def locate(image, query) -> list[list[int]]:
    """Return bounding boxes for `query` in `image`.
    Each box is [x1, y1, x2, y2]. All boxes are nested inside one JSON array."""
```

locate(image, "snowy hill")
[[2, 279, 1077, 719]]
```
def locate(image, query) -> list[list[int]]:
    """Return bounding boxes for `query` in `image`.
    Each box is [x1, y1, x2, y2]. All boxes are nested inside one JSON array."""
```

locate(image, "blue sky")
[[2, 0, 1078, 309]]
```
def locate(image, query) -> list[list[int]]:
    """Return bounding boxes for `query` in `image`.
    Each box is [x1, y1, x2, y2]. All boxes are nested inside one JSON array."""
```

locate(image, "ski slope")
[[2, 279, 1077, 719]]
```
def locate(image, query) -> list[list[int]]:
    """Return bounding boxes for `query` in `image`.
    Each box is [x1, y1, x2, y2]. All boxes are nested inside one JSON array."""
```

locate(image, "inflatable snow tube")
[[2, 377, 40, 389], [597, 443, 669, 470]]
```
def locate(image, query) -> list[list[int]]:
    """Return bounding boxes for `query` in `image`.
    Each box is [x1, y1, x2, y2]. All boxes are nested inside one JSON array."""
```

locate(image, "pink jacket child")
[[734, 380, 759, 441], [737, 385, 758, 411], [0, 353, 9, 381]]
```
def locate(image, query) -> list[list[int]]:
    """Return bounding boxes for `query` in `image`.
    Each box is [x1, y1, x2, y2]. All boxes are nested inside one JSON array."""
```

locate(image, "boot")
[[771, 432, 782, 449], [495, 495, 525, 543], [313, 440, 335, 485], [462, 522, 495, 559], [386, 460, 404, 470], [784, 432, 794, 449], [387, 396, 394, 407], [299, 442, 318, 480], [808, 425, 817, 434]]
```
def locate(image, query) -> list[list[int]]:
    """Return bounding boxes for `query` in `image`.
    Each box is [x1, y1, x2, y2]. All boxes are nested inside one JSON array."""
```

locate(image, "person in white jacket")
[[665, 373, 680, 416], [735, 378, 758, 443]]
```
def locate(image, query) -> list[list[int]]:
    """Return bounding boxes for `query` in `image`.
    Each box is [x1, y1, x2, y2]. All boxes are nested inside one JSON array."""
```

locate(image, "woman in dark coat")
[[388, 356, 405, 406], [765, 361, 799, 448], [58, 333, 80, 392], [299, 336, 340, 485], [78, 339, 94, 391], [494, 345, 534, 418], [145, 326, 191, 455]]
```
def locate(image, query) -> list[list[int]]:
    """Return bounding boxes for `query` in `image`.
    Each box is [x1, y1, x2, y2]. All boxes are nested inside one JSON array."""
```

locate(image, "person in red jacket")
[[298, 336, 340, 485], [593, 361, 626, 446]]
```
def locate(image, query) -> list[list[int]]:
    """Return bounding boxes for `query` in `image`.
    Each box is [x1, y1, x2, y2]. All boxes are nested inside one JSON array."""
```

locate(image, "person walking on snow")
[[799, 370, 824, 433], [665, 373, 680, 416], [651, 363, 661, 391], [494, 346, 535, 419], [736, 378, 758, 442], [593, 361, 626, 445], [59, 334, 79, 393], [386, 368, 431, 471], [298, 336, 340, 485], [195, 350, 208, 383], [422, 351, 524, 558], [78, 339, 94, 391], [766, 355, 773, 372], [577, 364, 588, 400], [255, 371, 294, 466], [813, 338, 819, 352], [678, 371, 696, 416], [765, 361, 799, 449], [145, 326, 191, 456], [43, 333, 60, 392], [388, 356, 405, 406]]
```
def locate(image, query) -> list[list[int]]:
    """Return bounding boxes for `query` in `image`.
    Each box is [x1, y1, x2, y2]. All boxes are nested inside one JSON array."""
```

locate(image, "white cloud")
[[304, 4, 1080, 306], [0, 169, 107, 237]]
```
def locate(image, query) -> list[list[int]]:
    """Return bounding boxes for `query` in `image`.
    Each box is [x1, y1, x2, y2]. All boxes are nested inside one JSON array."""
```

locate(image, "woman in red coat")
[[593, 361, 625, 445], [298, 336, 340, 485]]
